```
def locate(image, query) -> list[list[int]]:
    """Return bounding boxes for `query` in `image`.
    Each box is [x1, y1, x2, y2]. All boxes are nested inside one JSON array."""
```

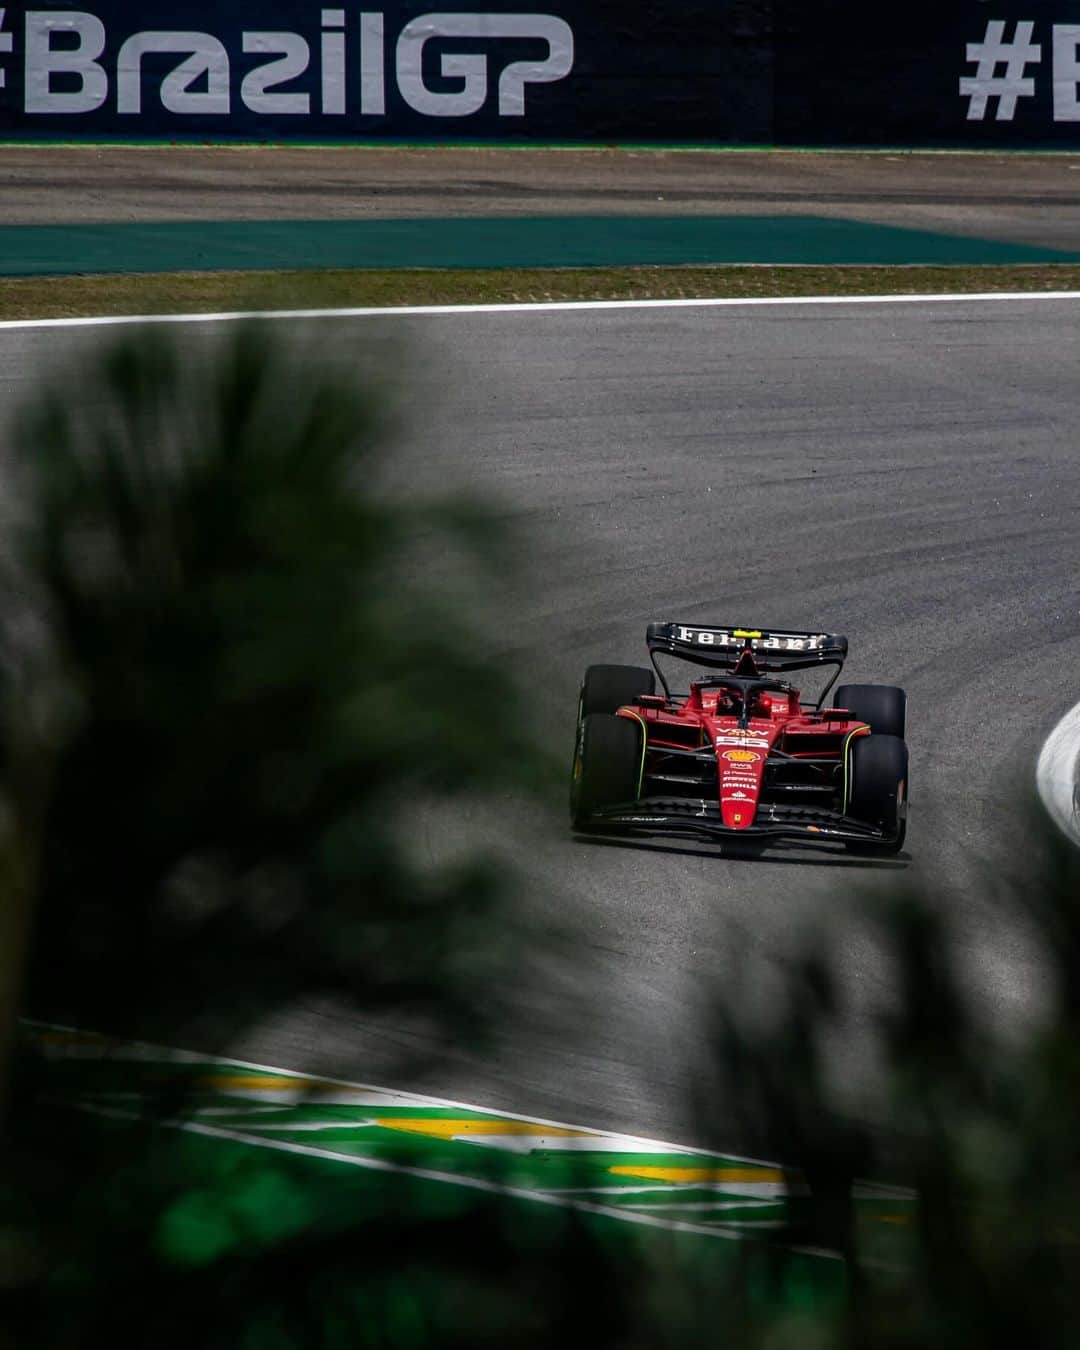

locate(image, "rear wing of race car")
[[646, 622, 848, 699]]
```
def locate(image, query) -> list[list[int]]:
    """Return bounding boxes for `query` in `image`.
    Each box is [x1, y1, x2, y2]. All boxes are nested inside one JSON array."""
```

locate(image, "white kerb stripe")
[[1036, 698, 1080, 846]]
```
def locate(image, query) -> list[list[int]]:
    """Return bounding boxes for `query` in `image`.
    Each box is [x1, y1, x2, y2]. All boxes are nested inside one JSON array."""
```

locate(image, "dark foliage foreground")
[[2, 327, 1079, 1346], [0, 325, 543, 1070], [693, 823, 1080, 1348]]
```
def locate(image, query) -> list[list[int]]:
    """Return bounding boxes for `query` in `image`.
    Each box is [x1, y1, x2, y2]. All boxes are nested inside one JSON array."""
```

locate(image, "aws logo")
[[4, 9, 574, 119]]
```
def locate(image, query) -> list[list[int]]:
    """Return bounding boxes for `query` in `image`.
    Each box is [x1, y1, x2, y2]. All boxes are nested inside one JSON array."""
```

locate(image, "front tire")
[[845, 733, 908, 853], [570, 714, 644, 829]]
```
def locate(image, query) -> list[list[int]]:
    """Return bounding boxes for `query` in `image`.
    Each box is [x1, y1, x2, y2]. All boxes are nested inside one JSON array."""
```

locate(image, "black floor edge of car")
[[577, 797, 902, 847]]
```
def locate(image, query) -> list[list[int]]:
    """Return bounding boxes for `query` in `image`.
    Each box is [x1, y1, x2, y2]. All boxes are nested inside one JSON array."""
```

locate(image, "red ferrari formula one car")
[[570, 623, 908, 852]]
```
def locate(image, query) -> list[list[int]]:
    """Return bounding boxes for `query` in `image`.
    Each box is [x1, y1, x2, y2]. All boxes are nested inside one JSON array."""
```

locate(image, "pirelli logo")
[[674, 627, 827, 652]]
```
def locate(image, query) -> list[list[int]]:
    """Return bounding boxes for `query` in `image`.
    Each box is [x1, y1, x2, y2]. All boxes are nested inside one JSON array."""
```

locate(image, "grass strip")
[[3, 263, 1080, 322]]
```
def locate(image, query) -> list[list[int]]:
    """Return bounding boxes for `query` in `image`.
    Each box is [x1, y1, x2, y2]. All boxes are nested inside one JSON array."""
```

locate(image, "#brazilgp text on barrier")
[[1, 2, 1079, 145]]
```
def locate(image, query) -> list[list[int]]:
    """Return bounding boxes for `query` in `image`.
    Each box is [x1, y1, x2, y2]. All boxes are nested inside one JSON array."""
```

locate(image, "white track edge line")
[[1036, 698, 1080, 845], [3, 290, 1080, 331], [21, 1017, 765, 1167]]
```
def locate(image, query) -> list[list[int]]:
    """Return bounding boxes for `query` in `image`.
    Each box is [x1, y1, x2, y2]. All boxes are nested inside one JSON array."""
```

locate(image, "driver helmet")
[[715, 688, 742, 715]]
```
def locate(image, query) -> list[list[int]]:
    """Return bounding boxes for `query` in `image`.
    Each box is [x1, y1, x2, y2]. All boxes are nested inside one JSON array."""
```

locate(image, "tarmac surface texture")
[[2, 297, 1077, 1148]]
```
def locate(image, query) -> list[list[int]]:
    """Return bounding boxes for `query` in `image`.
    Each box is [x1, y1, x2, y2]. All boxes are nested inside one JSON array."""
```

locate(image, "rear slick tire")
[[833, 684, 906, 739], [579, 664, 656, 718]]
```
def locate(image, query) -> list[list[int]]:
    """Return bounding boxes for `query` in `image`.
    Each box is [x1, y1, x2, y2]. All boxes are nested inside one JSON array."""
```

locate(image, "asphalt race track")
[[4, 296, 1080, 1148]]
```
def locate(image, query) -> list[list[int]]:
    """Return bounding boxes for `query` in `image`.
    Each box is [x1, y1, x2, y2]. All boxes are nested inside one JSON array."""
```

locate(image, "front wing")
[[577, 797, 900, 847]]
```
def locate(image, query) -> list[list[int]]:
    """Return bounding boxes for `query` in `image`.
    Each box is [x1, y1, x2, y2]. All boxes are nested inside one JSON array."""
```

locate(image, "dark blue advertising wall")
[[0, 1, 1076, 145], [773, 1, 1080, 148]]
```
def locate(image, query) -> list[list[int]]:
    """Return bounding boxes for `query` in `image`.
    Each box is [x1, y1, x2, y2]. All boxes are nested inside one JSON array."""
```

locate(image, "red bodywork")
[[616, 682, 868, 833]]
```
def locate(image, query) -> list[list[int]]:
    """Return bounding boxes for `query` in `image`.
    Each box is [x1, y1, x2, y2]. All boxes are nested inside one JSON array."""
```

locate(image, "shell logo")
[[723, 749, 760, 764]]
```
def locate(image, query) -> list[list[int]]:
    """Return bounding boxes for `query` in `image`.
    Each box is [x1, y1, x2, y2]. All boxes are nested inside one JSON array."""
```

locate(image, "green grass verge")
[[3, 263, 1080, 322]]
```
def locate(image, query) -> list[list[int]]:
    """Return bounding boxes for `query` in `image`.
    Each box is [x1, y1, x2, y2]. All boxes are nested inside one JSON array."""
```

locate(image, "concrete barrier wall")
[[0, 2, 1076, 146]]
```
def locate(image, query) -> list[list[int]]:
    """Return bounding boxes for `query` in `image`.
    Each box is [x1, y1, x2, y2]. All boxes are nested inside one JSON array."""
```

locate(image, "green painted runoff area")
[[29, 1024, 912, 1273], [2, 215, 1075, 276]]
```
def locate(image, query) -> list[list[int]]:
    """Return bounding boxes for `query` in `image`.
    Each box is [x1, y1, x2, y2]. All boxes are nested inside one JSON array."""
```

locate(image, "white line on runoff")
[[2, 289, 1080, 332]]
